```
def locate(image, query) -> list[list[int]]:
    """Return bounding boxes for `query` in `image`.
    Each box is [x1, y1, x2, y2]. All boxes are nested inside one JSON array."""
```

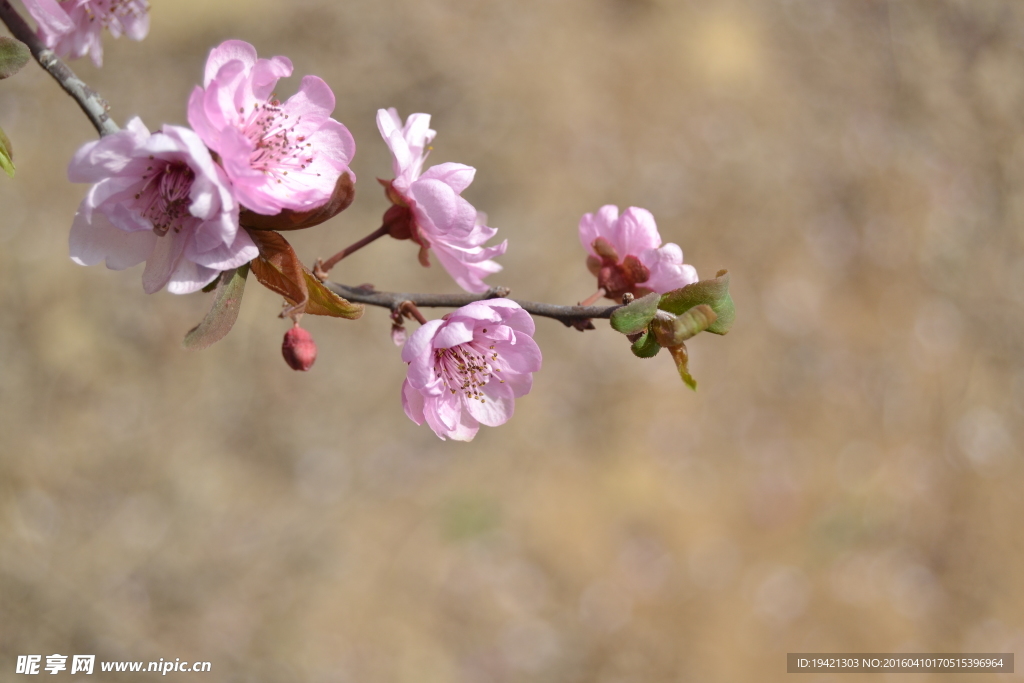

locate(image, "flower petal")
[[402, 378, 426, 425], [613, 206, 661, 257], [641, 243, 699, 293], [141, 231, 186, 295], [69, 208, 155, 269], [433, 319, 474, 348], [578, 205, 619, 257], [465, 379, 515, 427], [402, 319, 444, 365], [165, 258, 219, 295], [497, 334, 543, 374], [419, 162, 476, 195], [203, 39, 258, 87]]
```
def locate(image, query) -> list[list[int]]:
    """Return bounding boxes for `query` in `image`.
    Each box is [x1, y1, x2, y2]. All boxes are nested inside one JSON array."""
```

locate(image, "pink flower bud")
[[282, 326, 317, 371]]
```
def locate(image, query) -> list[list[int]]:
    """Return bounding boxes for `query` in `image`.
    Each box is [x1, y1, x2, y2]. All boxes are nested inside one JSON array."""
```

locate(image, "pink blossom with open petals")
[[21, 0, 149, 67], [401, 299, 541, 441], [187, 40, 356, 216], [579, 205, 698, 300], [68, 116, 257, 294], [377, 108, 506, 293]]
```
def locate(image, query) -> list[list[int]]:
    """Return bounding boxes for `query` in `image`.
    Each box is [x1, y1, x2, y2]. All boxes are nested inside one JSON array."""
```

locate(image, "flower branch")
[[3, 19, 734, 441], [324, 281, 623, 326], [0, 1, 118, 137]]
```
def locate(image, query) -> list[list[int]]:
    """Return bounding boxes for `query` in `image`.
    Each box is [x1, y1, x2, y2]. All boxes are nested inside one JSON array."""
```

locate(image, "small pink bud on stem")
[[282, 326, 317, 371]]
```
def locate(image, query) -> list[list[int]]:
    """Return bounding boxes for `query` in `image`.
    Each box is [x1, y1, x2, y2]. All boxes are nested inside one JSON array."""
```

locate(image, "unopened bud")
[[282, 326, 317, 371], [391, 323, 407, 347]]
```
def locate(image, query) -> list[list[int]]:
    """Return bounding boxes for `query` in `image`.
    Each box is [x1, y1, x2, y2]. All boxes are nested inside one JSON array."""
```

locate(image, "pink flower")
[[401, 299, 541, 441], [378, 108, 506, 293], [579, 205, 698, 300], [187, 40, 356, 216], [68, 116, 257, 294], [21, 0, 149, 67]]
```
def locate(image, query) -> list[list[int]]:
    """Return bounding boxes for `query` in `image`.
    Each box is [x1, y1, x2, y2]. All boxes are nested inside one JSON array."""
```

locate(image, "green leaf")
[[0, 37, 30, 80], [182, 264, 249, 350], [303, 269, 363, 319], [609, 291, 660, 335], [630, 329, 662, 358], [651, 304, 717, 347], [659, 269, 735, 335], [0, 125, 14, 178], [668, 343, 697, 391]]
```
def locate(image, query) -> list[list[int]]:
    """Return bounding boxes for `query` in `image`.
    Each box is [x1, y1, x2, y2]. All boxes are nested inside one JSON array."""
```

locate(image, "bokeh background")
[[2, 0, 1023, 681]]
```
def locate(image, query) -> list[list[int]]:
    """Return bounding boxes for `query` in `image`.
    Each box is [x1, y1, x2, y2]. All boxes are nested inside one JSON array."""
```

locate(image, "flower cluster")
[[22, 0, 150, 67], [69, 40, 355, 293]]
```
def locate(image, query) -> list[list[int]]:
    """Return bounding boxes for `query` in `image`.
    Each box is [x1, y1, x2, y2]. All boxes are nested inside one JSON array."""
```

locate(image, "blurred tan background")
[[2, 0, 1024, 681]]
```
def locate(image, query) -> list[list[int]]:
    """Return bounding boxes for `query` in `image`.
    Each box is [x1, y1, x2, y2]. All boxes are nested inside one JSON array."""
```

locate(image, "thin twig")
[[579, 288, 607, 307], [0, 1, 118, 137], [325, 282, 622, 326], [398, 300, 428, 324], [313, 224, 389, 279]]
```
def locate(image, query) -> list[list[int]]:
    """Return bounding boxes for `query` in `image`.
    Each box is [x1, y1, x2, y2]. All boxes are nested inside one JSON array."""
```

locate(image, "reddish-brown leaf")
[[248, 230, 308, 318], [247, 229, 363, 320]]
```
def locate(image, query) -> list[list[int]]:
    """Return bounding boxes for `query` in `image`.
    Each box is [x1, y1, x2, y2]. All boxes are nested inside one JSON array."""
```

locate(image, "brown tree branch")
[[0, 0, 119, 136], [324, 281, 622, 326]]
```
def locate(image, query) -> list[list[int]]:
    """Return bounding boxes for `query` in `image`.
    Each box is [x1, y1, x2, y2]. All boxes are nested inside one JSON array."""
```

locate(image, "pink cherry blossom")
[[68, 117, 257, 294], [187, 40, 356, 216], [401, 299, 541, 441], [21, 0, 149, 67], [377, 108, 506, 294], [579, 205, 698, 300]]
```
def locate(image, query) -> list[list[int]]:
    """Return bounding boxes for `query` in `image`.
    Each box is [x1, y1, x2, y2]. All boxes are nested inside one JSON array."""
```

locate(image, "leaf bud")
[[650, 305, 717, 347]]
